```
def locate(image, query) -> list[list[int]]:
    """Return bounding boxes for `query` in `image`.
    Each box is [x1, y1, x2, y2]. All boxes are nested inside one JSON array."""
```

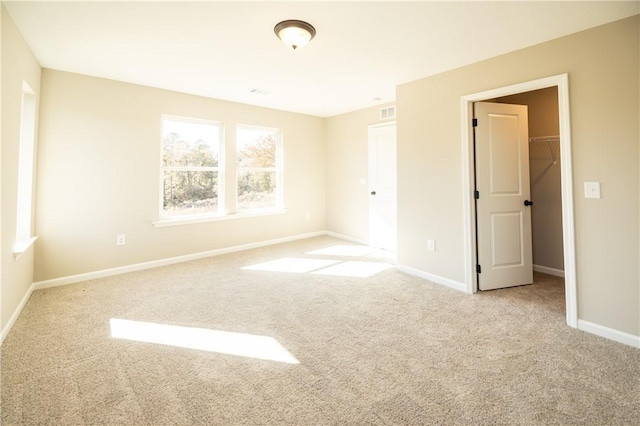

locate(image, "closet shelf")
[[529, 135, 559, 165]]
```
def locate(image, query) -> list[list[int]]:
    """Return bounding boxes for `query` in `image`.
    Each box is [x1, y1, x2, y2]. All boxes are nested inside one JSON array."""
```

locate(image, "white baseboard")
[[33, 231, 327, 291], [1, 283, 34, 344], [396, 264, 468, 293], [533, 264, 565, 277], [577, 320, 640, 348]]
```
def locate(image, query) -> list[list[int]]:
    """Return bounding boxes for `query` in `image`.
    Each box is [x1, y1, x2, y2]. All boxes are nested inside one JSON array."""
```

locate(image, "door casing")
[[460, 74, 577, 328]]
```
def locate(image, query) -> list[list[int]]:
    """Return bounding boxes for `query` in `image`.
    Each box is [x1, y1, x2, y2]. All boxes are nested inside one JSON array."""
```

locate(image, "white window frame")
[[235, 124, 284, 213], [158, 115, 225, 220], [14, 82, 38, 255]]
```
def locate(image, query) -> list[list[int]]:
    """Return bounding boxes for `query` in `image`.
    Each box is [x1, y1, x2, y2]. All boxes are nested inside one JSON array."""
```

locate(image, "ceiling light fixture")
[[274, 20, 316, 50]]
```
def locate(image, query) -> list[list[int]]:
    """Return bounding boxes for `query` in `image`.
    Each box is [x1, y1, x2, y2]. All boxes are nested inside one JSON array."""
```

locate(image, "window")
[[14, 82, 37, 254], [161, 117, 223, 218], [155, 119, 284, 226], [236, 125, 282, 212]]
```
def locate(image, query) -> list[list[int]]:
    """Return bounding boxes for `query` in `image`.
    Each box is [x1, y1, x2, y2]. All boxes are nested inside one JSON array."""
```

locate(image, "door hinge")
[[476, 264, 482, 274], [472, 118, 478, 127], [474, 190, 479, 199]]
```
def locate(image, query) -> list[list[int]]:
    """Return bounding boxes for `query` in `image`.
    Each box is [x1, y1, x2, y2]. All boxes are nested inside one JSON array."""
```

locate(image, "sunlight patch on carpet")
[[312, 261, 394, 278], [306, 245, 378, 257], [242, 256, 395, 278], [110, 318, 299, 364], [242, 257, 339, 273], [367, 250, 397, 261]]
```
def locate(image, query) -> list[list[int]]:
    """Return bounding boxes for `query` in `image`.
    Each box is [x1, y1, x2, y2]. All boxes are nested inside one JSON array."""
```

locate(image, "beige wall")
[[1, 5, 41, 330], [35, 69, 326, 282], [325, 104, 394, 242], [397, 16, 639, 335], [493, 88, 564, 271]]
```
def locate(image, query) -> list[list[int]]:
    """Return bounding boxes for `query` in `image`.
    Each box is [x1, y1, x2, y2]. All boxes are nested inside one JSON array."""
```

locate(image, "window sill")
[[152, 209, 286, 228], [13, 236, 38, 259]]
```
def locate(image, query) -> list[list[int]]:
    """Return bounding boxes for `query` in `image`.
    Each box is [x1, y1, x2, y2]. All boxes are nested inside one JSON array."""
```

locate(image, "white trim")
[[33, 231, 325, 290], [577, 320, 640, 348], [533, 264, 565, 277], [12, 236, 38, 258], [556, 74, 578, 328], [368, 120, 397, 129], [325, 231, 368, 246], [396, 264, 468, 293], [460, 73, 578, 329], [1, 283, 34, 344]]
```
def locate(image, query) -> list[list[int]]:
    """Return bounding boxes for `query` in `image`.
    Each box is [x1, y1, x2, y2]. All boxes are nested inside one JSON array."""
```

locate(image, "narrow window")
[[14, 82, 37, 252], [161, 117, 223, 218], [236, 125, 282, 212]]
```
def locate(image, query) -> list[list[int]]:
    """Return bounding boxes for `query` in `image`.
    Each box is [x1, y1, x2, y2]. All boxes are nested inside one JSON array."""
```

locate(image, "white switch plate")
[[584, 182, 601, 199], [427, 239, 436, 251], [116, 234, 126, 246]]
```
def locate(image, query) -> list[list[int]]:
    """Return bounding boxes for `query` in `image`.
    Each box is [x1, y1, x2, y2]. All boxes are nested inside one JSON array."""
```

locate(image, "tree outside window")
[[236, 126, 282, 211], [161, 117, 223, 217]]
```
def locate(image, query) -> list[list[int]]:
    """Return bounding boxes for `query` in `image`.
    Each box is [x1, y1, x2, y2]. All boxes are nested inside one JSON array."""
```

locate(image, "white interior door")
[[475, 102, 533, 290], [368, 123, 397, 251]]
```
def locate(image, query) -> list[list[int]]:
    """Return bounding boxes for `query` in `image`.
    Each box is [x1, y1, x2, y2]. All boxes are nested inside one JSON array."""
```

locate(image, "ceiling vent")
[[380, 105, 396, 120]]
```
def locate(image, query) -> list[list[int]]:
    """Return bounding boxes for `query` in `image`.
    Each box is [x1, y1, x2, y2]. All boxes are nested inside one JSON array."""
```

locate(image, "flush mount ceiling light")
[[274, 20, 316, 50]]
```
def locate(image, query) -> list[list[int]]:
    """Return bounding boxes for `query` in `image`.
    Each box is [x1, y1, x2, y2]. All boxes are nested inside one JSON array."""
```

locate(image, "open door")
[[475, 102, 533, 290], [368, 123, 397, 251]]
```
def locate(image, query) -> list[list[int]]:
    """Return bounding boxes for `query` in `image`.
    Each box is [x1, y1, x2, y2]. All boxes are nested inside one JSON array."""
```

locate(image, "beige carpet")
[[2, 236, 638, 425]]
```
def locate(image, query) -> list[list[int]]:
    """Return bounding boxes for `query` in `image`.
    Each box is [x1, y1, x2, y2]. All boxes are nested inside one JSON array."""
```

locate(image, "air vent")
[[380, 105, 396, 120]]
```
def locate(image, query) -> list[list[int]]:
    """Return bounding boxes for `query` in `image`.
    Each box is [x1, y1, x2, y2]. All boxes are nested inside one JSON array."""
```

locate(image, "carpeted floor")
[[2, 236, 638, 425]]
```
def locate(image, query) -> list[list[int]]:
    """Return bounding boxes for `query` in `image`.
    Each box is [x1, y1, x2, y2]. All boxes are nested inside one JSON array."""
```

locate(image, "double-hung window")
[[236, 125, 283, 212], [161, 116, 223, 218]]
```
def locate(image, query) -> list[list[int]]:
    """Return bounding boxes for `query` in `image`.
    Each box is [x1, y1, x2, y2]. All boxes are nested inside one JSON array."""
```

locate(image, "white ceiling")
[[4, 1, 639, 117]]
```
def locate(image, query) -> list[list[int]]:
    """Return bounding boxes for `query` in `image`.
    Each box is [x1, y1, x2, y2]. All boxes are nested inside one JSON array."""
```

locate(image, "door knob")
[[524, 200, 533, 207], [371, 191, 376, 195]]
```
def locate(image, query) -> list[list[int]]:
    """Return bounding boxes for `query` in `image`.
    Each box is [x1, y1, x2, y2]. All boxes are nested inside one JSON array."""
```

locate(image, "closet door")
[[474, 102, 533, 290]]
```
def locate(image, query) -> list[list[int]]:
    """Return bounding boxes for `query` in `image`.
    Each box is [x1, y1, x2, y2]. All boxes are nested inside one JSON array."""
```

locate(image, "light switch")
[[584, 182, 601, 199]]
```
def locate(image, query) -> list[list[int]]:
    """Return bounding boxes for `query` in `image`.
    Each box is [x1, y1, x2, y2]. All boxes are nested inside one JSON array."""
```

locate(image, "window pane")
[[237, 171, 276, 210], [163, 171, 218, 216], [237, 128, 276, 168], [163, 119, 220, 167]]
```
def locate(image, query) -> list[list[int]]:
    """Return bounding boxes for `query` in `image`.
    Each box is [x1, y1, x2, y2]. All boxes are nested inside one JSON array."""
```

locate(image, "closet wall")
[[493, 87, 564, 273]]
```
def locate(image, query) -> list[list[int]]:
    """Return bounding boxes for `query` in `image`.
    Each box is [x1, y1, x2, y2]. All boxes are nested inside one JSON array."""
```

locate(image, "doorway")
[[489, 87, 565, 279], [461, 74, 577, 328], [368, 122, 397, 252]]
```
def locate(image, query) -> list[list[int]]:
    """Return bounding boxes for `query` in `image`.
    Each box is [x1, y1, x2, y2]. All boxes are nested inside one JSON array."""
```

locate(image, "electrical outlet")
[[427, 239, 436, 251], [116, 234, 126, 246]]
